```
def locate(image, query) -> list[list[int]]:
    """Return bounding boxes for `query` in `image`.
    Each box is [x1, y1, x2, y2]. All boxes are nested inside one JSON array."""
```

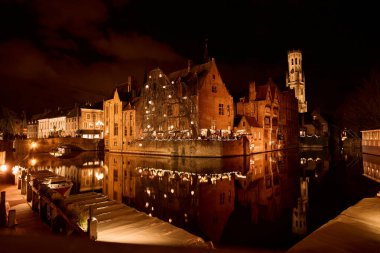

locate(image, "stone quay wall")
[[123, 136, 250, 157]]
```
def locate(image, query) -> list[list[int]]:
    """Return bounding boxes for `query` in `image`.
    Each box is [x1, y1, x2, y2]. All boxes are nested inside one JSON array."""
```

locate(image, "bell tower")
[[286, 49, 307, 113]]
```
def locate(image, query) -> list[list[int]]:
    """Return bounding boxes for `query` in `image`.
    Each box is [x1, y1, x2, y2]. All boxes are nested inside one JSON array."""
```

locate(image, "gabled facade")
[[236, 79, 280, 152], [104, 76, 140, 151], [234, 115, 263, 152], [140, 58, 234, 139]]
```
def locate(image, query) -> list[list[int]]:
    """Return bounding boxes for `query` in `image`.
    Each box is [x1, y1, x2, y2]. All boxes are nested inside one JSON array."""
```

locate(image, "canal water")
[[5, 147, 380, 250]]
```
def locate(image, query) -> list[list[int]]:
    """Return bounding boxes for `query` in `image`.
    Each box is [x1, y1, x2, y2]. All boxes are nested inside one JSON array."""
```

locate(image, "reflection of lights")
[[170, 188, 174, 194], [147, 189, 151, 195], [151, 206, 154, 211], [30, 159, 37, 166], [184, 213, 187, 217], [95, 172, 104, 180], [31, 142, 37, 149], [168, 218, 172, 223], [0, 164, 7, 172], [145, 202, 149, 208], [191, 190, 194, 196]]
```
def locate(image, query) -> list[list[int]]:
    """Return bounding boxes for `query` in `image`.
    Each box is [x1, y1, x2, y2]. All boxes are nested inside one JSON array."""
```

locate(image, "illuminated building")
[[286, 49, 307, 113]]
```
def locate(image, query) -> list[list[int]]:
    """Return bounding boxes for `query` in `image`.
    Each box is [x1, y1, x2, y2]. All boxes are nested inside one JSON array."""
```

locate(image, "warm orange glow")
[[31, 142, 38, 149]]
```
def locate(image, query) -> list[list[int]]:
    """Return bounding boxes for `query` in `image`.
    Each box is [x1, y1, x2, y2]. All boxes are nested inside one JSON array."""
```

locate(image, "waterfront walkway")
[[0, 183, 52, 236], [287, 196, 380, 253]]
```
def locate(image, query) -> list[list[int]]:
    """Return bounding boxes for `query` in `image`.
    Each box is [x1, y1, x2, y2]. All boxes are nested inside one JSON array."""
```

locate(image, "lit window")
[[114, 123, 118, 136], [212, 86, 217, 93]]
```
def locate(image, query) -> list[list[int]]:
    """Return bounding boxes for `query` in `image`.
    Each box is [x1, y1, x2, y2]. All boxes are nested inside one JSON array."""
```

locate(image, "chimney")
[[187, 60, 192, 72], [127, 75, 134, 92]]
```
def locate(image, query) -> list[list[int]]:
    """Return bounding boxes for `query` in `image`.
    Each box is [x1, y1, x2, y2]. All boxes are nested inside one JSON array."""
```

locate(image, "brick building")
[[141, 58, 234, 138], [236, 79, 280, 152]]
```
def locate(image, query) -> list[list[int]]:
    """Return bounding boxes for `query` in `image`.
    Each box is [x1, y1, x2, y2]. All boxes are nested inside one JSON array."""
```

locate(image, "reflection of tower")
[[292, 177, 309, 235], [286, 50, 307, 113]]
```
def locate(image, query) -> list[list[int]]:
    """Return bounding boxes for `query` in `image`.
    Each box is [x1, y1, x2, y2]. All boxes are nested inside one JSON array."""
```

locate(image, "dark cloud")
[[0, 0, 185, 115]]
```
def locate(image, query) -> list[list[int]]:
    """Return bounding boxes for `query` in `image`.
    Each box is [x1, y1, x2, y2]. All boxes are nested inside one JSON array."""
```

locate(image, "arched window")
[[295, 58, 298, 64], [292, 59, 294, 65]]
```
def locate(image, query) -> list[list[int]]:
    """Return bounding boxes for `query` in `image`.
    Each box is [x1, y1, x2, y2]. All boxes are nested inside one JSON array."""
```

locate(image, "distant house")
[[299, 109, 329, 148], [27, 111, 50, 139], [37, 108, 67, 138], [300, 109, 329, 137]]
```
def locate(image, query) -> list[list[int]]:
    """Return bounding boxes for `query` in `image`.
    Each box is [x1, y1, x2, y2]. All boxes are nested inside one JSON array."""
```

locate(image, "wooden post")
[[87, 205, 94, 233], [26, 173, 32, 202], [8, 209, 16, 227], [21, 170, 26, 195], [0, 191, 6, 226], [89, 217, 98, 241]]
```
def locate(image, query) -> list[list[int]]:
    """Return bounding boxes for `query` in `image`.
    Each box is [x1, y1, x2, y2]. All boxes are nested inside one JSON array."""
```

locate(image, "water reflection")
[[16, 152, 104, 194], [103, 151, 306, 246], [362, 153, 380, 183], [9, 148, 380, 249]]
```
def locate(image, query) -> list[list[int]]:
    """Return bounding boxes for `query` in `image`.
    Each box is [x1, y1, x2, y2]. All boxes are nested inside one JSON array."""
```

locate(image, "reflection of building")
[[292, 177, 309, 235], [30, 152, 104, 193], [236, 152, 282, 223], [286, 49, 307, 113], [361, 129, 380, 156], [362, 153, 380, 183], [104, 152, 237, 244]]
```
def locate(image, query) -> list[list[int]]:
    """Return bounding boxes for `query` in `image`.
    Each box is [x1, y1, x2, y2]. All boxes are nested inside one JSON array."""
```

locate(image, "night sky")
[[1, 0, 379, 118]]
